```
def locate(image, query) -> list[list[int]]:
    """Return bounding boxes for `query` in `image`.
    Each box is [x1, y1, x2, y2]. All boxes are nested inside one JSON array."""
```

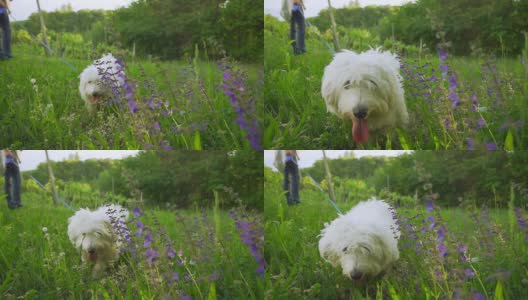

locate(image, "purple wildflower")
[[133, 207, 143, 218], [465, 268, 475, 279], [466, 138, 474, 150], [145, 249, 158, 263], [486, 143, 497, 151], [477, 118, 486, 129], [128, 100, 138, 114], [425, 201, 434, 212], [144, 230, 153, 248], [438, 49, 448, 61], [218, 60, 262, 150], [438, 243, 448, 257], [472, 292, 486, 300], [166, 246, 176, 259]]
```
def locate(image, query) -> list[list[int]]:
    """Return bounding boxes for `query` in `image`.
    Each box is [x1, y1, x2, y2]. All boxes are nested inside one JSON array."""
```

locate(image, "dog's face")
[[321, 49, 406, 143], [67, 209, 116, 263], [337, 78, 390, 143], [337, 235, 391, 282], [79, 54, 125, 111], [79, 67, 105, 106]]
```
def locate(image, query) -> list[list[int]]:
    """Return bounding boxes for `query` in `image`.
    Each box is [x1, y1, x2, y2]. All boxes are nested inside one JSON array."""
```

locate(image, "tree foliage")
[[306, 0, 528, 56], [301, 151, 528, 208], [16, 0, 262, 61], [24, 151, 263, 211]]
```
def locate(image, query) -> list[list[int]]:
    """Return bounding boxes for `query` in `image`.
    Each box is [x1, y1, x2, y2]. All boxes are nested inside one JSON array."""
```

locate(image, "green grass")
[[264, 16, 528, 149], [264, 171, 528, 299], [0, 44, 262, 149], [0, 192, 263, 299]]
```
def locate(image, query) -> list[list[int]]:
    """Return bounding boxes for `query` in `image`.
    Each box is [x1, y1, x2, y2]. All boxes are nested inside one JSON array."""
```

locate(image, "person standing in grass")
[[290, 0, 306, 55], [2, 150, 22, 209], [0, 0, 12, 60], [282, 0, 306, 55], [283, 150, 301, 205]]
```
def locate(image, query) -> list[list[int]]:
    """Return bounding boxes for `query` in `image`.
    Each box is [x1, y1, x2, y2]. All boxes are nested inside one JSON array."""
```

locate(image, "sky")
[[17, 150, 139, 171], [9, 0, 134, 22], [264, 150, 412, 170], [264, 0, 415, 19]]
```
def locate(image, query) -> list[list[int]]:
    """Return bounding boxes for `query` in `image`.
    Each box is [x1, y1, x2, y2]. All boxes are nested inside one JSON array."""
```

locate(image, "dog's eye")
[[342, 246, 348, 252], [96, 232, 102, 236], [367, 79, 378, 88], [360, 246, 371, 254], [344, 80, 350, 89]]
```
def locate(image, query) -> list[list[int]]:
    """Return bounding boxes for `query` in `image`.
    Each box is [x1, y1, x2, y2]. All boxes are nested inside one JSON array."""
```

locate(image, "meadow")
[[264, 16, 528, 149], [0, 191, 264, 299], [0, 44, 262, 150], [264, 169, 528, 299]]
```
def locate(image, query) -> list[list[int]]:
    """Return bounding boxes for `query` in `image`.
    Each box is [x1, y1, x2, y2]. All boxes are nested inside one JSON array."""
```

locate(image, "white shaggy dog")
[[319, 199, 400, 282], [68, 204, 129, 277], [321, 49, 408, 143], [79, 53, 125, 112]]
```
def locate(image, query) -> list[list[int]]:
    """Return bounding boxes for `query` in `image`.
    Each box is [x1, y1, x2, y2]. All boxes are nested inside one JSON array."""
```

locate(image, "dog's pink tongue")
[[89, 252, 97, 261], [90, 96, 98, 104], [352, 119, 369, 143]]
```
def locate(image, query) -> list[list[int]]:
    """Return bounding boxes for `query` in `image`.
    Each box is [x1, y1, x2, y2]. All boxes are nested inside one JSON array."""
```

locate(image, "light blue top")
[[5, 156, 17, 166], [0, 8, 6, 14], [285, 154, 297, 164]]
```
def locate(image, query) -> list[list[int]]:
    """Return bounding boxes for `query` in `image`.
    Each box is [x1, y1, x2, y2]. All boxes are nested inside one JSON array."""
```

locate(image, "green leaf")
[[504, 129, 514, 150], [207, 282, 217, 300], [493, 280, 504, 300], [193, 130, 202, 150]]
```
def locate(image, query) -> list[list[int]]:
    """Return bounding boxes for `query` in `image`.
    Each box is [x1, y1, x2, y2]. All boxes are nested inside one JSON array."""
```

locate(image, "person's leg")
[[13, 167, 21, 207], [298, 15, 306, 53], [289, 14, 298, 54], [291, 164, 300, 204], [284, 162, 295, 205], [0, 13, 11, 58], [4, 168, 15, 209]]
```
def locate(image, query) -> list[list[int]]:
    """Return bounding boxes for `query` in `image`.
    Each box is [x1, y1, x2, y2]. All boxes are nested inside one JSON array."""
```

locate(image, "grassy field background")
[[0, 191, 263, 299], [264, 169, 528, 299], [0, 44, 262, 150], [264, 16, 528, 149]]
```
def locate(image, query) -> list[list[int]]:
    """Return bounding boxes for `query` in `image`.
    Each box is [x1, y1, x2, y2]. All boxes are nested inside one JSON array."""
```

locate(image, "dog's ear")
[[321, 70, 340, 115], [320, 245, 341, 267]]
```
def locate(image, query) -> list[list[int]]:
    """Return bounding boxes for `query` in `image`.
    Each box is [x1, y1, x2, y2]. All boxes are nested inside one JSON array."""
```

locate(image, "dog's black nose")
[[353, 106, 368, 119], [88, 249, 96, 254], [350, 270, 363, 280]]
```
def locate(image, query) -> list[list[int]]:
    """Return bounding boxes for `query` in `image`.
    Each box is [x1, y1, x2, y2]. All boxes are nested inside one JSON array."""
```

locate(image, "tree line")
[[301, 151, 528, 208], [15, 0, 263, 61], [24, 151, 263, 211], [309, 0, 528, 56]]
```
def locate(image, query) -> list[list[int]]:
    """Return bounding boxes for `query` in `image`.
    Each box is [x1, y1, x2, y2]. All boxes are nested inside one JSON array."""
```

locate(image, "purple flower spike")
[[466, 137, 474, 150], [145, 249, 157, 263], [438, 243, 448, 257], [425, 201, 434, 212], [133, 207, 142, 218], [465, 268, 475, 279], [438, 49, 448, 61], [486, 143, 497, 151]]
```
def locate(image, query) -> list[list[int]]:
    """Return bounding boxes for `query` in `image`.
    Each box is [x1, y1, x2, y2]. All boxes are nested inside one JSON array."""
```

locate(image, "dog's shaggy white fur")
[[79, 53, 124, 112], [319, 199, 400, 282], [321, 49, 408, 143], [68, 204, 129, 277]]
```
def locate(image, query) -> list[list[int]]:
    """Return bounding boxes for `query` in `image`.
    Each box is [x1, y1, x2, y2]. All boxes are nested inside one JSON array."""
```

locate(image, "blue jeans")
[[0, 12, 12, 58], [5, 163, 21, 209], [284, 161, 300, 205], [290, 9, 305, 54]]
